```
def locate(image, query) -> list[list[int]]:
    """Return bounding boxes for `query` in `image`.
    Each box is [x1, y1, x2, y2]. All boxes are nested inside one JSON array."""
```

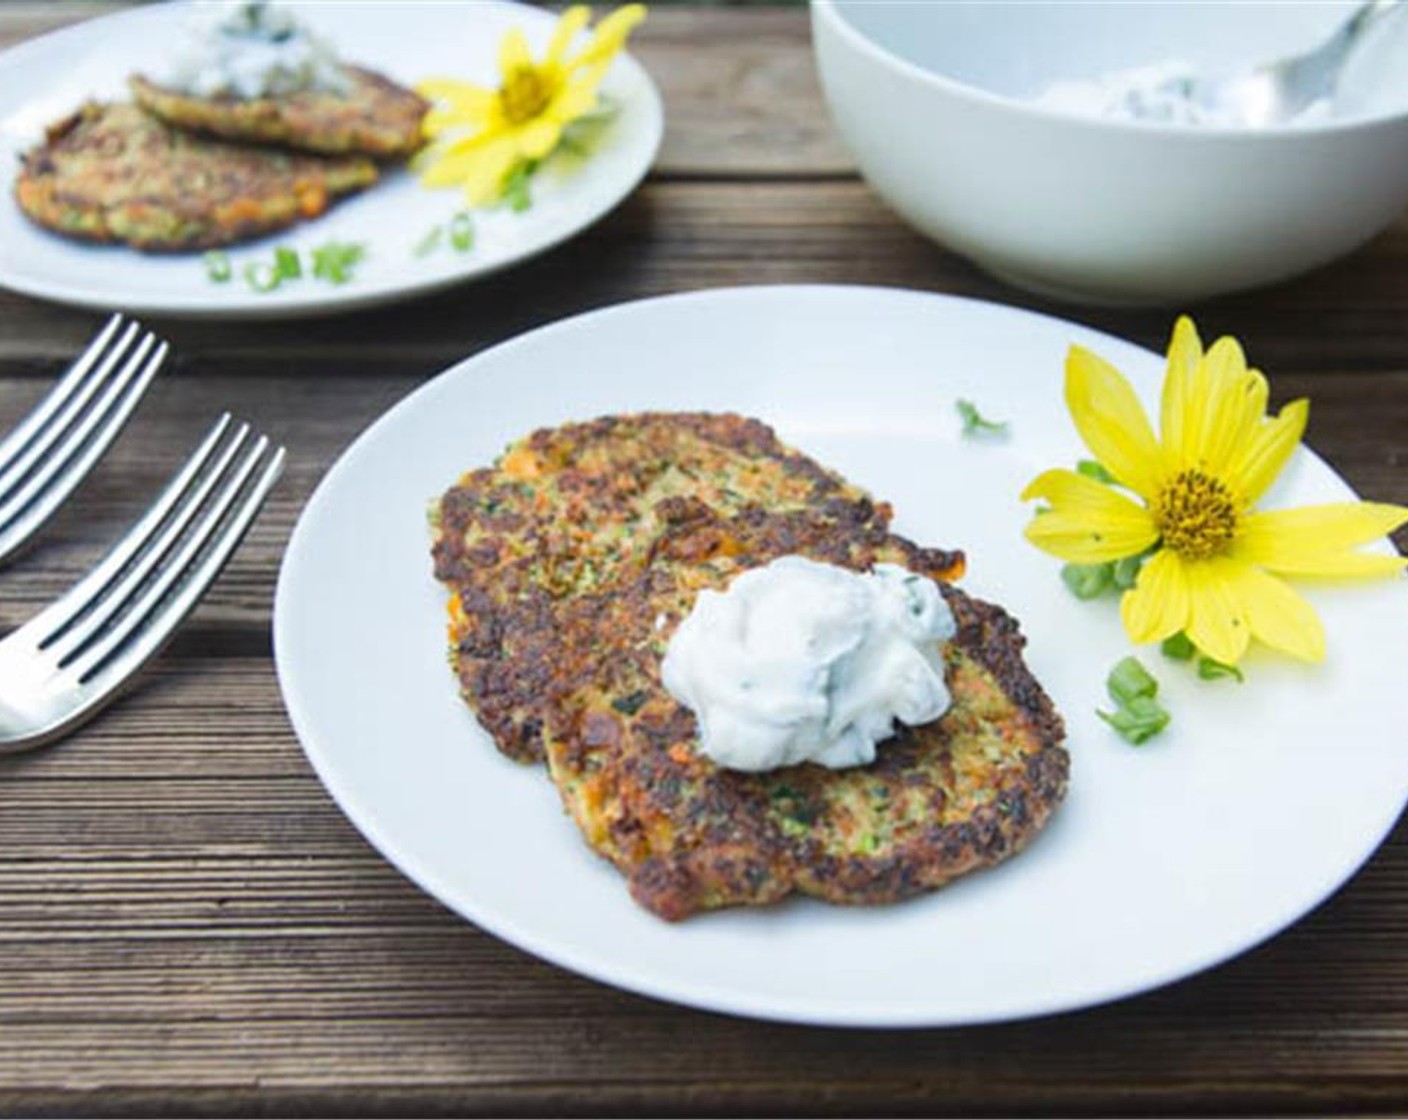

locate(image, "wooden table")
[[3, 4, 1408, 1115]]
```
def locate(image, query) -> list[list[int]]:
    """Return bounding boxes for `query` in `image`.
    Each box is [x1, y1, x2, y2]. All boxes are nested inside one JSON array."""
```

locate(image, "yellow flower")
[[414, 4, 645, 205], [1022, 316, 1408, 665]]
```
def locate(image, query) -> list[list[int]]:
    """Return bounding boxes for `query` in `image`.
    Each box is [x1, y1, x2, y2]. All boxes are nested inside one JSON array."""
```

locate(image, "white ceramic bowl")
[[811, 0, 1408, 305]]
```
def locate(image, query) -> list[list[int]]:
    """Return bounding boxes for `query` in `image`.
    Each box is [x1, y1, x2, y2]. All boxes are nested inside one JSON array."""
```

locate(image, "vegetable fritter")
[[432, 412, 896, 763], [14, 102, 376, 251], [430, 411, 1068, 920], [541, 504, 1067, 920], [129, 66, 426, 159]]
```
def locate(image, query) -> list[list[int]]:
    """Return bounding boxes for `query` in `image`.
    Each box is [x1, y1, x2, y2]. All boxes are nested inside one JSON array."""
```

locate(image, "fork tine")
[[66, 440, 285, 689], [24, 413, 235, 646], [0, 313, 126, 477], [0, 316, 142, 501], [39, 416, 250, 659], [0, 336, 167, 567]]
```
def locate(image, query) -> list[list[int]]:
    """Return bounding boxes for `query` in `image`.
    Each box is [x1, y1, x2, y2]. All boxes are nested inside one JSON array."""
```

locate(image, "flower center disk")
[[500, 66, 552, 125], [1153, 469, 1238, 560]]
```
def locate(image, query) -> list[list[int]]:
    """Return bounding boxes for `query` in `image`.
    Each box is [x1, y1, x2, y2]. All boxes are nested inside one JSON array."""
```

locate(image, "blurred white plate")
[[0, 1, 662, 318], [275, 286, 1408, 1026]]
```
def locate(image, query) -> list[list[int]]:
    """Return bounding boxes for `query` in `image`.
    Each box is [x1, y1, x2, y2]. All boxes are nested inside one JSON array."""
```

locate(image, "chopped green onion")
[[1099, 657, 1170, 745], [449, 210, 475, 252], [1076, 459, 1116, 484], [955, 399, 1008, 436], [1107, 655, 1159, 707], [1161, 632, 1196, 661], [203, 250, 232, 283], [310, 240, 366, 284], [243, 260, 281, 293], [1197, 656, 1244, 683], [1098, 694, 1171, 745], [1111, 553, 1145, 590], [1061, 561, 1112, 600], [274, 246, 302, 280], [502, 162, 534, 212], [413, 225, 443, 258]]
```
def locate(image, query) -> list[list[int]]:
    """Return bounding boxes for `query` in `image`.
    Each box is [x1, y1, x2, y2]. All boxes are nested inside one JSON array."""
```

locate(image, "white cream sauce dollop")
[[660, 556, 958, 773], [163, 1, 351, 100]]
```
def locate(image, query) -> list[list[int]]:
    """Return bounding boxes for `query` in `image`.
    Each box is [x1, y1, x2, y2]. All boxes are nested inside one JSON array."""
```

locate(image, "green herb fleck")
[[1097, 694, 1171, 745], [955, 398, 1008, 436], [1076, 459, 1116, 484], [274, 246, 302, 280], [413, 224, 444, 258], [610, 690, 649, 716], [502, 161, 535, 212], [1099, 656, 1171, 745], [203, 250, 232, 283], [1197, 656, 1244, 683], [310, 240, 366, 284], [1161, 632, 1196, 661], [1107, 655, 1159, 707], [243, 260, 281, 293], [1061, 561, 1112, 600], [449, 210, 475, 252], [1111, 553, 1145, 590]]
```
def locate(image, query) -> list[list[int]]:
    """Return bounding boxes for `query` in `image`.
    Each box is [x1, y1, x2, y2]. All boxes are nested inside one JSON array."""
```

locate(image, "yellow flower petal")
[[1174, 335, 1247, 474], [418, 85, 498, 135], [1222, 398, 1309, 507], [459, 137, 522, 206], [546, 5, 592, 66], [1159, 315, 1203, 455], [1197, 364, 1269, 481], [414, 127, 509, 186], [568, 3, 646, 71], [550, 78, 601, 124], [499, 28, 533, 80], [1064, 345, 1163, 500], [1022, 469, 1159, 563], [1226, 564, 1326, 662], [517, 116, 563, 160], [417, 77, 495, 106], [1235, 502, 1408, 577], [1182, 557, 1251, 666], [1120, 549, 1191, 646]]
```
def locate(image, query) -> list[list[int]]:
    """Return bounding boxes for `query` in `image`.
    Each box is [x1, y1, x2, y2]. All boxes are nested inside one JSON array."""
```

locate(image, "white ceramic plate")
[[0, 2, 662, 318], [274, 286, 1408, 1026]]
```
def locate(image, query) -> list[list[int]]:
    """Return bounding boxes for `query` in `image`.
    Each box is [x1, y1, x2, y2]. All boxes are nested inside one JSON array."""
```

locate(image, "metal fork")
[[0, 313, 168, 568], [0, 414, 285, 755]]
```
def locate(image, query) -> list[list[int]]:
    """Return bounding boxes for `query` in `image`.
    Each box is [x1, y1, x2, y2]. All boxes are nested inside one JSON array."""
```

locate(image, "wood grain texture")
[[1, 3, 1408, 1117]]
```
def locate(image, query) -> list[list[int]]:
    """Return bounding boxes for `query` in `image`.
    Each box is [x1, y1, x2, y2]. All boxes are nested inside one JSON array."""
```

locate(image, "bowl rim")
[[811, 0, 1408, 139]]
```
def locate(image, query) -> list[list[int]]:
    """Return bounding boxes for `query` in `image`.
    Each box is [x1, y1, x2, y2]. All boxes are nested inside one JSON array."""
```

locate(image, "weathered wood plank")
[[2, 180, 1408, 378]]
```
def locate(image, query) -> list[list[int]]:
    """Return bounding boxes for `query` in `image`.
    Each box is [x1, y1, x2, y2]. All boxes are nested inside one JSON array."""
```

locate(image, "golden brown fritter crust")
[[129, 66, 426, 158], [540, 505, 1066, 921], [431, 412, 894, 763], [429, 410, 1067, 921], [13, 101, 377, 251]]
